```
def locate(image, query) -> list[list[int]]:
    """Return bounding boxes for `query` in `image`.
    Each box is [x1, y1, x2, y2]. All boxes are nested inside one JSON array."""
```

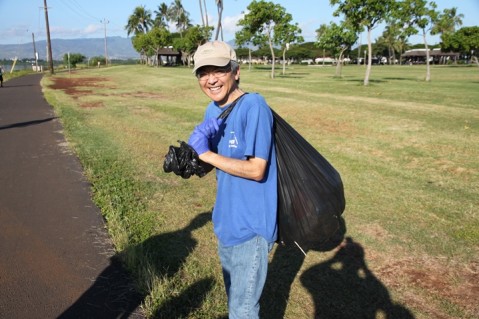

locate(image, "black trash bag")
[[272, 109, 346, 252], [163, 95, 244, 179], [163, 140, 206, 179]]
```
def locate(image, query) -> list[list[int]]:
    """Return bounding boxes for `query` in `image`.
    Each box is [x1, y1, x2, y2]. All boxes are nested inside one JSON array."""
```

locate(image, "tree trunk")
[[364, 28, 372, 86], [199, 0, 205, 27], [203, 0, 208, 27], [268, 36, 275, 79], [282, 48, 287, 75], [423, 29, 431, 82], [335, 50, 346, 77], [215, 1, 223, 40]]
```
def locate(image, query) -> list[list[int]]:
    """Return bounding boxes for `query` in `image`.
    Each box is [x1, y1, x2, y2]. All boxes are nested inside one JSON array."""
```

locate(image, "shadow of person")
[[260, 217, 347, 319], [57, 255, 145, 319], [59, 212, 213, 319], [131, 211, 211, 278], [300, 237, 415, 319]]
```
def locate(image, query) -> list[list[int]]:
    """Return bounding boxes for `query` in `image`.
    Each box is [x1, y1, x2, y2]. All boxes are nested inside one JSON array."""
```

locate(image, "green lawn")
[[41, 63, 479, 319]]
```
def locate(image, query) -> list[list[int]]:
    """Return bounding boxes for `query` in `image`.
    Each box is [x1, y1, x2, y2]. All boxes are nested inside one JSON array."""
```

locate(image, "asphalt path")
[[0, 74, 144, 318]]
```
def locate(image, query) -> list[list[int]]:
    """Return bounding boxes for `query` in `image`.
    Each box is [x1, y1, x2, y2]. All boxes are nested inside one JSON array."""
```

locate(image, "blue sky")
[[0, 0, 478, 46]]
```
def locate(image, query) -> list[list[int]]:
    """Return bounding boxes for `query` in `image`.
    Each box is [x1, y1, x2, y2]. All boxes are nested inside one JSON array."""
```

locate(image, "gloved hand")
[[188, 128, 209, 156], [195, 118, 223, 139]]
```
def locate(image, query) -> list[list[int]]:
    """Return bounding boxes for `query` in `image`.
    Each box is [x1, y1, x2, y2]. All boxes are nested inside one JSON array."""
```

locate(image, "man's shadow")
[[58, 212, 214, 319], [300, 237, 414, 318], [260, 217, 347, 319], [261, 219, 414, 319]]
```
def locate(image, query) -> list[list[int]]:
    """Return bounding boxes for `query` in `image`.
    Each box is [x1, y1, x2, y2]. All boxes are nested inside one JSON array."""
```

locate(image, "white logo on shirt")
[[229, 131, 238, 148]]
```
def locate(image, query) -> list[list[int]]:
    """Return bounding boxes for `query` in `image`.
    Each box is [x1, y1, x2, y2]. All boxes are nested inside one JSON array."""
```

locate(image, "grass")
[[41, 63, 478, 319], [2, 68, 35, 82]]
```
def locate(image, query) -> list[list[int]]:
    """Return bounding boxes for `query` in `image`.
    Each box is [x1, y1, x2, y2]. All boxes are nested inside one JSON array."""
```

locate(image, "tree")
[[132, 33, 152, 64], [432, 7, 463, 42], [330, 0, 396, 85], [168, 0, 191, 38], [154, 3, 169, 28], [276, 20, 303, 75], [442, 26, 479, 62], [379, 22, 402, 64], [175, 25, 213, 66], [235, 0, 301, 79], [125, 6, 153, 36], [148, 27, 172, 67], [63, 53, 85, 68], [316, 21, 357, 77], [394, 0, 439, 81]]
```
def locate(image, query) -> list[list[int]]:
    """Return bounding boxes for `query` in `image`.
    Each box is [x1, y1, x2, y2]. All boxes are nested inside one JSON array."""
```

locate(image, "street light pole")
[[32, 32, 39, 71], [101, 19, 109, 67], [43, 0, 54, 74]]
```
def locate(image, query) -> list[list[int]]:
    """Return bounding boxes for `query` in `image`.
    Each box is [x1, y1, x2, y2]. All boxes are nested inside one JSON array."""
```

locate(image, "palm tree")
[[432, 7, 464, 41], [125, 6, 153, 36], [168, 0, 191, 37], [214, 0, 223, 40], [154, 3, 169, 28]]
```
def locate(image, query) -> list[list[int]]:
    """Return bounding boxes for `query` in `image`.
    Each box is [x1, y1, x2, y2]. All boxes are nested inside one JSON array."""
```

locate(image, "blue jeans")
[[218, 236, 273, 319]]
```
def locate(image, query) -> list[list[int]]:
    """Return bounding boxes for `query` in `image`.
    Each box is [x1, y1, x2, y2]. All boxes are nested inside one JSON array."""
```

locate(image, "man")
[[188, 41, 277, 319], [0, 65, 4, 87]]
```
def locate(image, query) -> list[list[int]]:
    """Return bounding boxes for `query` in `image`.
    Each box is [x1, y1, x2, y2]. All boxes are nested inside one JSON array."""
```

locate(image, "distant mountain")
[[0, 36, 139, 60]]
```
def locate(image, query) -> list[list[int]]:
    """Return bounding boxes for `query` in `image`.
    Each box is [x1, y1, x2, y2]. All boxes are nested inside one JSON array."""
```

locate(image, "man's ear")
[[234, 67, 240, 81]]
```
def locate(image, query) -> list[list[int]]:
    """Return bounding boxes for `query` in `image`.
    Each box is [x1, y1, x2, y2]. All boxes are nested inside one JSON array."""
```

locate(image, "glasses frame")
[[196, 64, 232, 81]]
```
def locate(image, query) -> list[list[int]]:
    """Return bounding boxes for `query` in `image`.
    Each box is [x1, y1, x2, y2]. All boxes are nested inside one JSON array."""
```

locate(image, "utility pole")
[[32, 33, 39, 72], [101, 19, 109, 67], [43, 0, 54, 74]]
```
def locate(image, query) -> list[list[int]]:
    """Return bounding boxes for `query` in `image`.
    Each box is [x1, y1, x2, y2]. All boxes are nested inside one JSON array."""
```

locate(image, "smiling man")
[[188, 41, 278, 319]]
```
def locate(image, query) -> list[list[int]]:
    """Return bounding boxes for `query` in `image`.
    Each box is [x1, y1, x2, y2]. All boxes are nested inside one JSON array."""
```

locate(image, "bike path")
[[0, 74, 143, 318]]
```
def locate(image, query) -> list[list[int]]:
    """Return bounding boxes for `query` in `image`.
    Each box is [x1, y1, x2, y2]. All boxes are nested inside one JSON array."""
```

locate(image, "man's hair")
[[230, 61, 240, 84]]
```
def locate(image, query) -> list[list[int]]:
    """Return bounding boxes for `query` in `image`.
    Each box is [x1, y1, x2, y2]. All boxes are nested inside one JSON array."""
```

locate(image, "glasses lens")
[[197, 65, 231, 80]]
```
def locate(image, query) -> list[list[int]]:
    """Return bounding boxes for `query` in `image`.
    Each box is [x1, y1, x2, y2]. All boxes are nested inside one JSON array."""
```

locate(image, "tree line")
[[124, 0, 477, 85]]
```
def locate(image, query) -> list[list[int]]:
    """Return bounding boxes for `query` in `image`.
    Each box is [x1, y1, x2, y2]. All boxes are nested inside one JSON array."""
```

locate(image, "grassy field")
[[41, 63, 478, 319]]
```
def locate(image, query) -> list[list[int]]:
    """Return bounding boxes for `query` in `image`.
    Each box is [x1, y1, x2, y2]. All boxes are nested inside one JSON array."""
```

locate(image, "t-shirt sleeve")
[[243, 94, 274, 160]]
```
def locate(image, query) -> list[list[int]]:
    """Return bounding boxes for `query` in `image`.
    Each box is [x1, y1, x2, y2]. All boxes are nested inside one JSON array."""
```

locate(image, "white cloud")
[[222, 13, 244, 37], [84, 24, 102, 34]]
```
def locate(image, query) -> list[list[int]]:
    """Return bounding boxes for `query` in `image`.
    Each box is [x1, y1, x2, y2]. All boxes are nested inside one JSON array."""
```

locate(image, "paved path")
[[0, 74, 143, 318]]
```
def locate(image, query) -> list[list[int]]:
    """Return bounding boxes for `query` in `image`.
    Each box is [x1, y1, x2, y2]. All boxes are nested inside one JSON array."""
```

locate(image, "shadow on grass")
[[382, 77, 415, 81], [276, 72, 312, 79], [261, 219, 414, 319], [260, 217, 346, 319], [58, 212, 214, 319], [344, 78, 388, 84], [301, 237, 415, 318]]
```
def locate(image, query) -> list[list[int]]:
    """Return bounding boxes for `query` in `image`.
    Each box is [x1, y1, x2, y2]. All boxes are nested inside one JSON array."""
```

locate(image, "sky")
[[0, 0, 478, 46]]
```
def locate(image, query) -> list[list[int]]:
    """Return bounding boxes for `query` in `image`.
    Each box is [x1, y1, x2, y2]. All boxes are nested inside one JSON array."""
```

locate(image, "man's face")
[[196, 64, 240, 106]]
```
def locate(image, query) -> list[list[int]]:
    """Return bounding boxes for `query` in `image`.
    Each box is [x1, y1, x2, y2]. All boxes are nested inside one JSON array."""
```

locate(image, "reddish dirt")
[[49, 76, 111, 97], [48, 77, 166, 104]]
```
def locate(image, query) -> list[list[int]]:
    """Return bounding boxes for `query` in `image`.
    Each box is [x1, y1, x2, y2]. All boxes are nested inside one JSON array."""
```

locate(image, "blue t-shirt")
[[204, 93, 278, 247]]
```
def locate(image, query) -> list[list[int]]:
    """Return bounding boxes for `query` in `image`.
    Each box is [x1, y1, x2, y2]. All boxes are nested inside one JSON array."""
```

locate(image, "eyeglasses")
[[196, 66, 231, 81]]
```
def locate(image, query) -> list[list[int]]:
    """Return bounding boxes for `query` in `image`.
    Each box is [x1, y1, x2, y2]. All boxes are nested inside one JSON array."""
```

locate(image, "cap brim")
[[192, 57, 231, 74]]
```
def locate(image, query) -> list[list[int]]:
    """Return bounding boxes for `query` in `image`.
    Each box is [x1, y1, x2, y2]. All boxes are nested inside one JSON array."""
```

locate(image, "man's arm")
[[199, 151, 267, 181]]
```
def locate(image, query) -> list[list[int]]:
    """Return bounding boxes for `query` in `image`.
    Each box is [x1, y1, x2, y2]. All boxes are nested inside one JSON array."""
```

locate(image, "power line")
[[69, 0, 100, 21], [52, 0, 99, 23]]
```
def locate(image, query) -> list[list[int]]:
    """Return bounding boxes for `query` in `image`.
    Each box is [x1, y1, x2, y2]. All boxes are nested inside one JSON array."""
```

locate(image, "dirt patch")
[[118, 92, 166, 99], [49, 77, 112, 98], [49, 77, 165, 101], [81, 101, 104, 108], [377, 256, 479, 318]]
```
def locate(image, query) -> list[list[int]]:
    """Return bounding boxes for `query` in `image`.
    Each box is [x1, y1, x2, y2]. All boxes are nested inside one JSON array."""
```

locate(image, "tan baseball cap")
[[192, 41, 237, 73]]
